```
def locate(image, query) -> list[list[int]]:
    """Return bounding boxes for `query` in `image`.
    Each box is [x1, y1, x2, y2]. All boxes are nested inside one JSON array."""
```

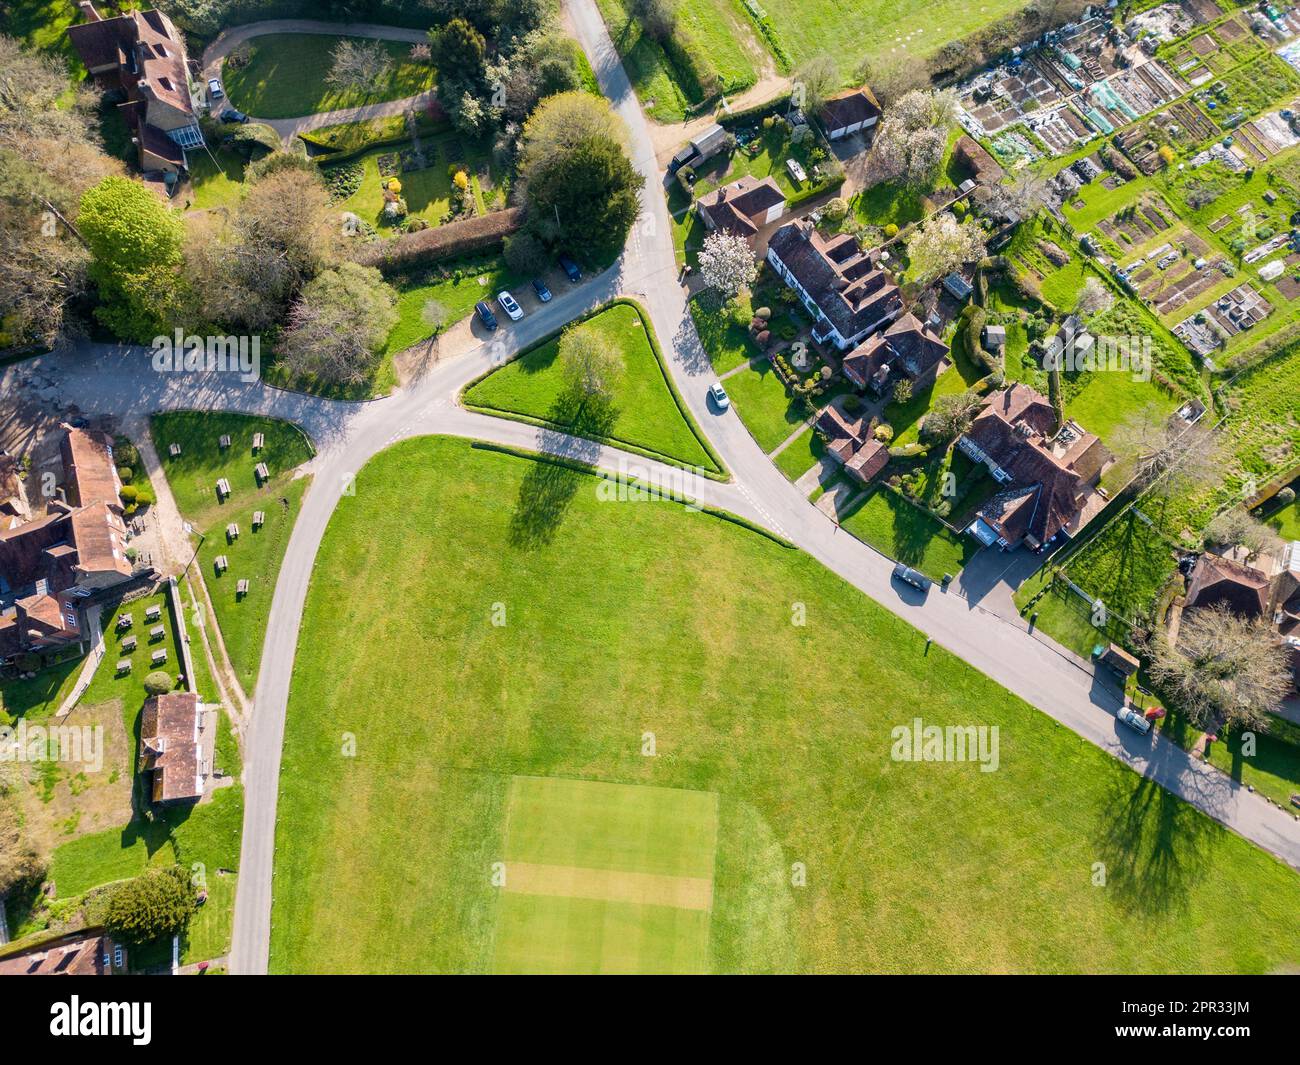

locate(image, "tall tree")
[[525, 132, 642, 261], [279, 262, 397, 388], [1110, 407, 1226, 494], [907, 213, 987, 285], [430, 17, 487, 91], [102, 866, 197, 943], [79, 176, 185, 341], [559, 322, 623, 400], [793, 54, 840, 114], [872, 89, 958, 188], [698, 230, 757, 300]]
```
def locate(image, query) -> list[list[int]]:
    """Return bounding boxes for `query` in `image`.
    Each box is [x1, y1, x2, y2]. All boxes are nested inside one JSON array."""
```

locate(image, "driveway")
[[954, 544, 1045, 619]]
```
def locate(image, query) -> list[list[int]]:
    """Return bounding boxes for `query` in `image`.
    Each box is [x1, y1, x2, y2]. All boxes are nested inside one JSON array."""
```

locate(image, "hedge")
[[353, 208, 525, 273], [300, 108, 450, 163]]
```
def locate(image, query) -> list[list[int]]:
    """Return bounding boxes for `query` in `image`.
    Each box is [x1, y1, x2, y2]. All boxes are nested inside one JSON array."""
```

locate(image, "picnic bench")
[[168, 443, 182, 458], [150, 649, 167, 665], [116, 613, 133, 630], [219, 434, 232, 449], [216, 478, 231, 499], [145, 604, 161, 622], [254, 462, 269, 484], [226, 522, 239, 541], [214, 554, 229, 573], [116, 659, 132, 675], [252, 510, 265, 529], [121, 635, 137, 652], [236, 579, 250, 598], [149, 624, 165, 642], [252, 432, 264, 451]]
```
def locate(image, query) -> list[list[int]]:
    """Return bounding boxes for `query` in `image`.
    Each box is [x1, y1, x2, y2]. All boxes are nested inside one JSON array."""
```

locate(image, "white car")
[[1117, 706, 1152, 736], [208, 78, 224, 100], [496, 291, 523, 321], [708, 382, 730, 411]]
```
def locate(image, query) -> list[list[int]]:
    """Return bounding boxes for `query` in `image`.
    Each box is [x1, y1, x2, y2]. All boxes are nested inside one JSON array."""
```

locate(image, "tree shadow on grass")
[[1092, 739, 1222, 917], [508, 387, 618, 550]]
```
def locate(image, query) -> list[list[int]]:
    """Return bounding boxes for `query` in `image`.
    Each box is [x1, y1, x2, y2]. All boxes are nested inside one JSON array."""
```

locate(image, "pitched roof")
[[60, 426, 121, 510], [844, 438, 889, 481], [768, 222, 902, 343], [1185, 553, 1271, 618], [0, 933, 118, 976], [139, 691, 204, 803], [819, 86, 882, 130], [69, 501, 132, 579], [843, 312, 949, 389], [697, 176, 785, 237]]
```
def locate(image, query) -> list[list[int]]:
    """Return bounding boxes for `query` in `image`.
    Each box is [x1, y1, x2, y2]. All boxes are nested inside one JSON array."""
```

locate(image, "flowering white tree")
[[698, 229, 757, 300], [327, 39, 393, 92], [1075, 275, 1114, 318], [907, 213, 986, 285], [872, 89, 958, 188]]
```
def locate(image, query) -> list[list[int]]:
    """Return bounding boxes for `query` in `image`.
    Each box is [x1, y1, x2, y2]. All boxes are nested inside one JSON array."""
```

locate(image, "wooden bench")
[[254, 462, 270, 484], [219, 434, 232, 449], [252, 432, 265, 452], [145, 604, 161, 622], [149, 624, 165, 642], [226, 522, 239, 541], [121, 635, 137, 653], [151, 649, 167, 665], [252, 511, 265, 529], [214, 554, 229, 573], [116, 659, 132, 675], [116, 613, 133, 630], [168, 443, 182, 458], [216, 478, 231, 499], [236, 579, 250, 598]]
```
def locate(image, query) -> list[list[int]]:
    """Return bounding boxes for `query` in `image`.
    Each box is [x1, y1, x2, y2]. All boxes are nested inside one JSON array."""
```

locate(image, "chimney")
[[78, 2, 102, 21]]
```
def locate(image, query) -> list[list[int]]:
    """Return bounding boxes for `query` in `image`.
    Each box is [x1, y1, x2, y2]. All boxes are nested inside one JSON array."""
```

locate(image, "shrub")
[[874, 423, 894, 442], [117, 466, 133, 485], [843, 394, 863, 414], [1277, 486, 1296, 506], [144, 671, 173, 696], [884, 223, 899, 239], [754, 306, 771, 320], [102, 866, 196, 943], [119, 485, 138, 503]]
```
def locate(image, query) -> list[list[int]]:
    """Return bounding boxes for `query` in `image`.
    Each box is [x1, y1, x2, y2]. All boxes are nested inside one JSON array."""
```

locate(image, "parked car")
[[474, 300, 498, 331], [497, 290, 524, 321], [531, 278, 552, 302], [891, 563, 931, 593], [707, 381, 729, 411], [1117, 706, 1152, 736], [558, 255, 582, 282], [207, 78, 224, 100], [220, 108, 248, 124]]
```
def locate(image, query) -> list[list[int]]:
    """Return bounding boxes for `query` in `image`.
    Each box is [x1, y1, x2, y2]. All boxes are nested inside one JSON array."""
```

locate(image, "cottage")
[[138, 691, 206, 804], [815, 406, 890, 485], [0, 932, 126, 976], [960, 383, 1112, 551], [696, 176, 786, 244], [818, 86, 882, 140], [66, 4, 201, 175], [843, 313, 950, 396], [766, 221, 902, 350]]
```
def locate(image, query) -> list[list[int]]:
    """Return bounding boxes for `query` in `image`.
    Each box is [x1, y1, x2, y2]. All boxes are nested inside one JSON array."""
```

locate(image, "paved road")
[[201, 21, 435, 138], [11, 4, 1298, 973]]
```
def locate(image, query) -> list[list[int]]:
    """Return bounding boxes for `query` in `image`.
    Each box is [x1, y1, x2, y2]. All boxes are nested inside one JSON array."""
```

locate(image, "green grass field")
[[840, 486, 977, 580], [721, 357, 808, 453], [269, 437, 1300, 973], [493, 777, 718, 973], [222, 34, 436, 120], [464, 301, 721, 473]]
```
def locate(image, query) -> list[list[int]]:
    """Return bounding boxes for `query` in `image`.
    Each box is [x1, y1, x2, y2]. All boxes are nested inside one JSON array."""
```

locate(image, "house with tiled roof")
[[0, 427, 135, 665], [818, 86, 882, 140], [842, 312, 950, 396], [67, 3, 202, 175], [814, 405, 890, 485], [697, 176, 786, 244], [0, 931, 126, 976], [766, 221, 902, 351], [139, 691, 210, 805], [959, 383, 1112, 551]]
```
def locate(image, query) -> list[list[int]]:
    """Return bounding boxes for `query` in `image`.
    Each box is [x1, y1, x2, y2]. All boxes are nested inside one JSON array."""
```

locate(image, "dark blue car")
[[475, 300, 498, 331], [531, 278, 553, 302], [558, 255, 582, 283]]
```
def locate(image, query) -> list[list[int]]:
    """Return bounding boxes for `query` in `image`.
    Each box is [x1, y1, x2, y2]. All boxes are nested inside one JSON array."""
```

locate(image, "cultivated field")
[[268, 437, 1300, 974]]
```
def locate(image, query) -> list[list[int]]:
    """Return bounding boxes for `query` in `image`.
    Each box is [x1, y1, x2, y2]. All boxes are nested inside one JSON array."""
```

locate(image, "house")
[[982, 324, 1007, 353], [959, 383, 1112, 551], [0, 931, 126, 975], [138, 691, 208, 805], [67, 3, 202, 175], [696, 177, 786, 243], [815, 406, 890, 485], [766, 221, 902, 350], [842, 313, 950, 396], [0, 427, 135, 665], [818, 86, 882, 140]]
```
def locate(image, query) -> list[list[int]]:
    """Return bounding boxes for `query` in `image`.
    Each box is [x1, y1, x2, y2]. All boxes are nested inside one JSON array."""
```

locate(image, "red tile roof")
[[139, 691, 204, 804]]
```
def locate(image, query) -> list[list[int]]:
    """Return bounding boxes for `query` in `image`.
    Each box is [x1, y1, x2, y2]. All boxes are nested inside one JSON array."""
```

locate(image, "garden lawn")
[[722, 358, 808, 453], [464, 301, 720, 473], [1264, 496, 1300, 540], [594, 0, 690, 122], [186, 146, 245, 211], [197, 477, 309, 692], [0, 656, 82, 725], [1063, 503, 1179, 629], [221, 34, 435, 120], [840, 486, 977, 580], [150, 413, 313, 529], [688, 295, 761, 374], [269, 436, 1300, 973], [773, 425, 827, 482], [79, 590, 187, 714]]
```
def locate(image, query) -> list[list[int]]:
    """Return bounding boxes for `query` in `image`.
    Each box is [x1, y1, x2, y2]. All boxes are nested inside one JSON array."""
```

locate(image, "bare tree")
[[1204, 508, 1282, 562], [1111, 406, 1226, 494], [280, 262, 397, 387], [1149, 603, 1292, 733], [984, 169, 1050, 220], [793, 54, 840, 114], [559, 322, 623, 400], [327, 39, 393, 93]]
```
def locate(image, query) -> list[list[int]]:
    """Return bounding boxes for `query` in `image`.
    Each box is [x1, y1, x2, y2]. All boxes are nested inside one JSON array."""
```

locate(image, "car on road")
[[497, 290, 524, 321], [707, 381, 729, 411], [474, 300, 498, 331], [531, 278, 552, 302], [220, 108, 248, 124], [558, 255, 582, 282], [1117, 706, 1152, 736], [208, 78, 224, 100], [891, 563, 931, 593]]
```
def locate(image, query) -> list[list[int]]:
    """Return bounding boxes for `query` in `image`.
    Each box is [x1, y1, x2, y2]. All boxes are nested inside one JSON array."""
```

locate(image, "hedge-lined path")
[[200, 20, 435, 139]]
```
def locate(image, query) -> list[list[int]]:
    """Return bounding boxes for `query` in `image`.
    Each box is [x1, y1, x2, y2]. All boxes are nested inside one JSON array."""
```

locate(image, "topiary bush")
[[144, 671, 173, 696]]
